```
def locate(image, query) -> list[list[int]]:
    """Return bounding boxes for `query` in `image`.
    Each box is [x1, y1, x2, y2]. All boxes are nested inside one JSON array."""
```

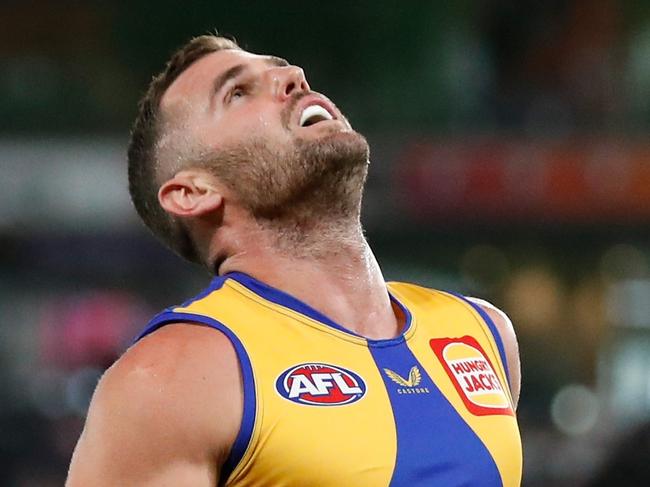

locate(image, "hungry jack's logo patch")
[[430, 336, 513, 416]]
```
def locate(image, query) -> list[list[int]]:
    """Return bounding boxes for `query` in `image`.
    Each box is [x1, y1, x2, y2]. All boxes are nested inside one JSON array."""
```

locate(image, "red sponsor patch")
[[430, 336, 513, 416]]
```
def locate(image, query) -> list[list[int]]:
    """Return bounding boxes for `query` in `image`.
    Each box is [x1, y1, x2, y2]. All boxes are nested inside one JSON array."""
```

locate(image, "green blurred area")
[[2, 0, 650, 134]]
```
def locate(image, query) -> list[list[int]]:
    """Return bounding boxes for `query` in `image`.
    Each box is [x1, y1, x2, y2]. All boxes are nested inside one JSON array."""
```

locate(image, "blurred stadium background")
[[1, 1, 650, 485]]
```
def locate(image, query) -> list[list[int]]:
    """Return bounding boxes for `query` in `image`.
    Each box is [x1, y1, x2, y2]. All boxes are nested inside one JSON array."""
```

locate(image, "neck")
[[213, 216, 402, 340]]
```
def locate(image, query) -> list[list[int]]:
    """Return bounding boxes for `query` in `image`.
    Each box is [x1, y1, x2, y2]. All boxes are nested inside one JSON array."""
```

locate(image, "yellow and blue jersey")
[[136, 272, 522, 486]]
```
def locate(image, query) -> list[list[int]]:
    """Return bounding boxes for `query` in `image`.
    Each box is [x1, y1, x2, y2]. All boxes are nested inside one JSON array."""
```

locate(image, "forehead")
[[161, 49, 267, 111]]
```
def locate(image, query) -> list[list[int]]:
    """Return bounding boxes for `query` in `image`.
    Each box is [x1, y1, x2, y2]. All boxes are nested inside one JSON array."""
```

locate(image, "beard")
[[203, 127, 370, 231]]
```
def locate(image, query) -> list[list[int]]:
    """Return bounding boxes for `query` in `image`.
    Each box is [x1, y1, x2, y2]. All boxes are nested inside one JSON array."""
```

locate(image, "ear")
[[158, 170, 223, 218]]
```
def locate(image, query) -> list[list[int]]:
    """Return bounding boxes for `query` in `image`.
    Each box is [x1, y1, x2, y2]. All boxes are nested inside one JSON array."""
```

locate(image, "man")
[[67, 35, 522, 486]]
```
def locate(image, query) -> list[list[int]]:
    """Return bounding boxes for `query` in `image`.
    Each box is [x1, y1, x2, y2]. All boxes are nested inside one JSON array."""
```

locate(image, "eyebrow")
[[267, 55, 290, 67], [212, 64, 246, 97], [211, 56, 291, 98]]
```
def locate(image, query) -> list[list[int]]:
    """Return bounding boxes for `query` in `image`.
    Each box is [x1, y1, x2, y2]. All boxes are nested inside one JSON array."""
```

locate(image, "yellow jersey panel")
[[135, 272, 522, 486]]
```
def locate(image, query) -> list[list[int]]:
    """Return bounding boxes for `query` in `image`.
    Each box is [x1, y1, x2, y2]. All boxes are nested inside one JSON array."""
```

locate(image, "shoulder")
[[101, 322, 241, 445], [118, 320, 238, 383], [465, 297, 516, 346], [466, 297, 521, 409], [68, 323, 242, 484]]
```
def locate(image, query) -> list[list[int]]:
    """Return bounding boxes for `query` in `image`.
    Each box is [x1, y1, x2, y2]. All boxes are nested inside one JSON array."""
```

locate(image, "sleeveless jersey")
[[136, 272, 522, 486]]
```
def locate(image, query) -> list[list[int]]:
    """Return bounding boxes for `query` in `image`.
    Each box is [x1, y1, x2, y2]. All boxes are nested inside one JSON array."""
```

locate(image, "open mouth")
[[299, 104, 334, 127]]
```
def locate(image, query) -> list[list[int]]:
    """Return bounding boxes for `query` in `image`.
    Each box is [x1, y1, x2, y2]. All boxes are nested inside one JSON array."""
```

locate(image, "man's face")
[[160, 48, 369, 223]]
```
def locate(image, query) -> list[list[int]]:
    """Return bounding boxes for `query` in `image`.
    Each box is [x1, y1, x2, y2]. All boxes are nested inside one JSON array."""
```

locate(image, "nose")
[[269, 65, 310, 100]]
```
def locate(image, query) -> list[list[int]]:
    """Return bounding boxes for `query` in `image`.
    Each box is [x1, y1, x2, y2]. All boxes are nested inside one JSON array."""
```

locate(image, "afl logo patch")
[[430, 336, 514, 416], [275, 363, 367, 406]]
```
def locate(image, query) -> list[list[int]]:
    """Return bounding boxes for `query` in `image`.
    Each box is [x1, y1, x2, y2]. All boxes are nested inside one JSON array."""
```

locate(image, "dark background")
[[1, 1, 650, 485]]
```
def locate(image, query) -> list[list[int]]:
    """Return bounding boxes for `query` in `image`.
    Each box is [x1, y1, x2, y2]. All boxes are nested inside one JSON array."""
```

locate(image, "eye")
[[227, 84, 248, 103]]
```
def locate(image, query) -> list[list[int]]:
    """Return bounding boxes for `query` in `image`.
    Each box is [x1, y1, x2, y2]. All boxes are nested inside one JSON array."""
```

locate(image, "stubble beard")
[[205, 126, 370, 253]]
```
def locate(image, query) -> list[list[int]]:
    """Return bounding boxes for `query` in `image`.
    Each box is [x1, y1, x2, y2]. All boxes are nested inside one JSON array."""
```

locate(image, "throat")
[[259, 217, 365, 260]]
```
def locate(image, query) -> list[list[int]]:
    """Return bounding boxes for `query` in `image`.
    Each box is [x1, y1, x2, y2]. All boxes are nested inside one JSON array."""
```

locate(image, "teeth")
[[299, 104, 333, 126]]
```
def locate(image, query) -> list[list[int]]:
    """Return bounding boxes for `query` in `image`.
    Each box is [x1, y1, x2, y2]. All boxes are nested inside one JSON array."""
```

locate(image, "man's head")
[[128, 35, 369, 270]]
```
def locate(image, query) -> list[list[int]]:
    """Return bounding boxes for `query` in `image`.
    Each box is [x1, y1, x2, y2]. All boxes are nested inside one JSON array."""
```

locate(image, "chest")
[[226, 328, 520, 487]]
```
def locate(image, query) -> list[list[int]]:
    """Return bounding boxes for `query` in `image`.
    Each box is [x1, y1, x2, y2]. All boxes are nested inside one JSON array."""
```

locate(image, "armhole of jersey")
[[134, 311, 257, 486], [447, 293, 511, 385]]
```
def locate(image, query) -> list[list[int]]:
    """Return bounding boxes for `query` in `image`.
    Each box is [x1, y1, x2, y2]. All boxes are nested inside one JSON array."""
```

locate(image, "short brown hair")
[[127, 35, 240, 266]]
